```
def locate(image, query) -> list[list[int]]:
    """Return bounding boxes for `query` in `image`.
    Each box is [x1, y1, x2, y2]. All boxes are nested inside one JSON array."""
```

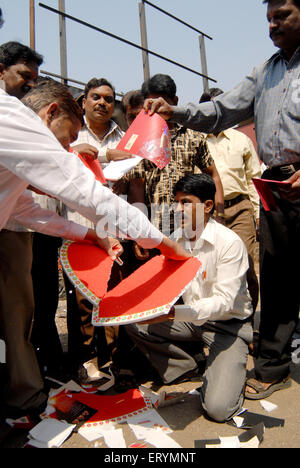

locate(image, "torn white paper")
[[78, 422, 116, 442], [260, 400, 278, 413], [103, 156, 143, 181], [102, 428, 126, 448], [29, 419, 76, 448], [219, 436, 241, 448], [144, 428, 182, 449]]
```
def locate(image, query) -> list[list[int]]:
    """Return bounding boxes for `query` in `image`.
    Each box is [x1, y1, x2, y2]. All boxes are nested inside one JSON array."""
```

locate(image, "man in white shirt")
[[0, 78, 189, 418], [126, 174, 253, 423], [72, 77, 133, 169]]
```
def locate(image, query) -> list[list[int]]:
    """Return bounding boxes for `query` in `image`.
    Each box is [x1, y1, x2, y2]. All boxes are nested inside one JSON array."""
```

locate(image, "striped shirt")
[[124, 124, 213, 235], [172, 48, 300, 168]]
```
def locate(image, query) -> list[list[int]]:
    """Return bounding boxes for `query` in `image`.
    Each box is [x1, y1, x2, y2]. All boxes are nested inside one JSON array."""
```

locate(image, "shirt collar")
[[204, 129, 231, 140], [0, 80, 6, 92], [174, 218, 216, 251], [83, 116, 122, 141]]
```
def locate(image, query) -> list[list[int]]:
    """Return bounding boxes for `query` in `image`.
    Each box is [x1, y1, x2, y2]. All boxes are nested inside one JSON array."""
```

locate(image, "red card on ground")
[[116, 110, 171, 169], [60, 241, 113, 306], [252, 178, 292, 211], [73, 388, 153, 425], [92, 255, 202, 326]]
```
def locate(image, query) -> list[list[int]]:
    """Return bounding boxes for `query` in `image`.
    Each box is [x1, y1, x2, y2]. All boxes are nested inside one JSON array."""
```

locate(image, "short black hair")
[[173, 173, 216, 205], [199, 87, 224, 103], [263, 0, 300, 8], [0, 41, 43, 68], [141, 74, 177, 100], [121, 89, 144, 113], [84, 77, 115, 100]]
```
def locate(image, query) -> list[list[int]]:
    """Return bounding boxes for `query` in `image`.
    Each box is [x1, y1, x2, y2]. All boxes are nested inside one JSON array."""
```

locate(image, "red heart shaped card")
[[92, 255, 201, 326], [60, 241, 113, 306]]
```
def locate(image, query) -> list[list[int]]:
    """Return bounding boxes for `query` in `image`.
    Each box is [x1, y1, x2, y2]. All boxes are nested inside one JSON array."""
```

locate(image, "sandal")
[[245, 377, 291, 400]]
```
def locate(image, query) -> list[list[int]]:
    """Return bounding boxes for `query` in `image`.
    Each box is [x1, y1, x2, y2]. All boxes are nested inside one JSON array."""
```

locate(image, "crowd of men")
[[1, 0, 300, 428]]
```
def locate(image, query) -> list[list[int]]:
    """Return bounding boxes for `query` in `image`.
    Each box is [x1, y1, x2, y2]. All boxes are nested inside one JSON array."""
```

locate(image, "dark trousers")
[[31, 233, 63, 373], [255, 169, 300, 382]]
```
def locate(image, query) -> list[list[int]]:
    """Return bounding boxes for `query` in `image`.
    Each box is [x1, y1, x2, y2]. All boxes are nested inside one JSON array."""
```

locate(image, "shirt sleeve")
[[194, 136, 214, 170], [9, 191, 88, 240], [172, 69, 257, 134], [0, 94, 163, 249], [175, 239, 250, 325], [243, 138, 262, 220]]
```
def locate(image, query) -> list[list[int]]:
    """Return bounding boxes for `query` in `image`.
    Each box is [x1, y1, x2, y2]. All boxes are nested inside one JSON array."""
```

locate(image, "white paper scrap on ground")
[[83, 360, 115, 390], [29, 419, 76, 448], [260, 400, 278, 413], [144, 428, 182, 448], [78, 422, 116, 442], [102, 428, 126, 448], [240, 436, 260, 449], [138, 386, 160, 406], [128, 409, 172, 434], [219, 436, 241, 448], [0, 339, 6, 363]]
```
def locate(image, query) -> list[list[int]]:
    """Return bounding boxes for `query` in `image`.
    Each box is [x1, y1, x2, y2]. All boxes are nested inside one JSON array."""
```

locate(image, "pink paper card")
[[92, 255, 202, 326], [116, 110, 171, 169], [252, 178, 292, 211]]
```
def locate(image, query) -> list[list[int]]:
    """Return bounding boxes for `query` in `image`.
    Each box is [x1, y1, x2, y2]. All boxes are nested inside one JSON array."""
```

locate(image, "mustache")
[[270, 29, 284, 39], [94, 106, 108, 113]]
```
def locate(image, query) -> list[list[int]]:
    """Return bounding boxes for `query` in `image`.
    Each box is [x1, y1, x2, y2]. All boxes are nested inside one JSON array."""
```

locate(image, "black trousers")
[[255, 169, 300, 382]]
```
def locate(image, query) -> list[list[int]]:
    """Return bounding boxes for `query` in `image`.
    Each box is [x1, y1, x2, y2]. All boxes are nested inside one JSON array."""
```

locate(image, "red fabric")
[[116, 110, 171, 169]]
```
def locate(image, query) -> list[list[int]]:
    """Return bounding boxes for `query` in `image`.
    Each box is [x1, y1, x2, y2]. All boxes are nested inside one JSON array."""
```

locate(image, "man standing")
[[72, 77, 133, 168], [199, 88, 261, 313], [145, 0, 300, 399]]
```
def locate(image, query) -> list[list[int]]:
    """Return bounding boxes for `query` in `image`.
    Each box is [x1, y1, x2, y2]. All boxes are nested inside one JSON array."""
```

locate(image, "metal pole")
[[59, 0, 68, 85], [29, 0, 36, 50], [199, 34, 209, 93], [139, 1, 150, 81]]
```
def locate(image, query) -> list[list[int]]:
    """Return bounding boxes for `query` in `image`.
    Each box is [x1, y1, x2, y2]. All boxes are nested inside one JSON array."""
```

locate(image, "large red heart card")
[[92, 255, 202, 326], [60, 241, 113, 306]]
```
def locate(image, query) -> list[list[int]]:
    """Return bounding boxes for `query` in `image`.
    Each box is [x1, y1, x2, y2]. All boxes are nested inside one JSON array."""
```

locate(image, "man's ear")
[[204, 200, 214, 215], [0, 63, 5, 78], [39, 102, 59, 127], [173, 95, 179, 106], [82, 97, 86, 110]]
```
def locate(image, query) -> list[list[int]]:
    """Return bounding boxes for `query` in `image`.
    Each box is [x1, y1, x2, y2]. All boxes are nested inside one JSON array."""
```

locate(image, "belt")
[[268, 162, 300, 178], [224, 194, 249, 209]]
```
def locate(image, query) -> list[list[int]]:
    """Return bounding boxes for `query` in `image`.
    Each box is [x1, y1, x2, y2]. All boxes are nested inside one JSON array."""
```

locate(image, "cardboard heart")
[[92, 255, 202, 326], [60, 241, 113, 306]]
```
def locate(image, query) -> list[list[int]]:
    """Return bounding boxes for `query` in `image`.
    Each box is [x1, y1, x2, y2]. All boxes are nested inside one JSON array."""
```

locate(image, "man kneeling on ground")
[[125, 173, 253, 423]]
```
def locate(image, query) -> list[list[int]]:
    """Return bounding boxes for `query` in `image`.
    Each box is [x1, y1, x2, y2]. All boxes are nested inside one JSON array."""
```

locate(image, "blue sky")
[[0, 0, 276, 103]]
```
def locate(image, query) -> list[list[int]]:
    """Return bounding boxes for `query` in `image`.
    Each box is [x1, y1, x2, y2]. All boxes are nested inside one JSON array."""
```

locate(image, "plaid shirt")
[[124, 124, 213, 235]]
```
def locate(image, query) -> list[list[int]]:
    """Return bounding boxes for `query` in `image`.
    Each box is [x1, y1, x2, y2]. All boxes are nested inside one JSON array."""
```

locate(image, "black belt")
[[268, 162, 300, 178], [224, 194, 249, 209]]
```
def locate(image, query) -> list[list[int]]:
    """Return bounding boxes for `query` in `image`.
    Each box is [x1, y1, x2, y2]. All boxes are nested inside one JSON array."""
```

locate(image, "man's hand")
[[139, 306, 175, 325], [133, 242, 150, 261], [72, 143, 99, 161], [84, 229, 123, 261], [107, 149, 134, 161], [158, 237, 192, 260], [285, 170, 300, 199], [144, 97, 174, 120]]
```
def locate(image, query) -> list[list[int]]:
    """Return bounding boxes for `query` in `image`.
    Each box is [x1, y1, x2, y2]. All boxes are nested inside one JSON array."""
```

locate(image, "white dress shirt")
[[0, 86, 163, 248], [72, 117, 124, 169], [174, 218, 253, 325]]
